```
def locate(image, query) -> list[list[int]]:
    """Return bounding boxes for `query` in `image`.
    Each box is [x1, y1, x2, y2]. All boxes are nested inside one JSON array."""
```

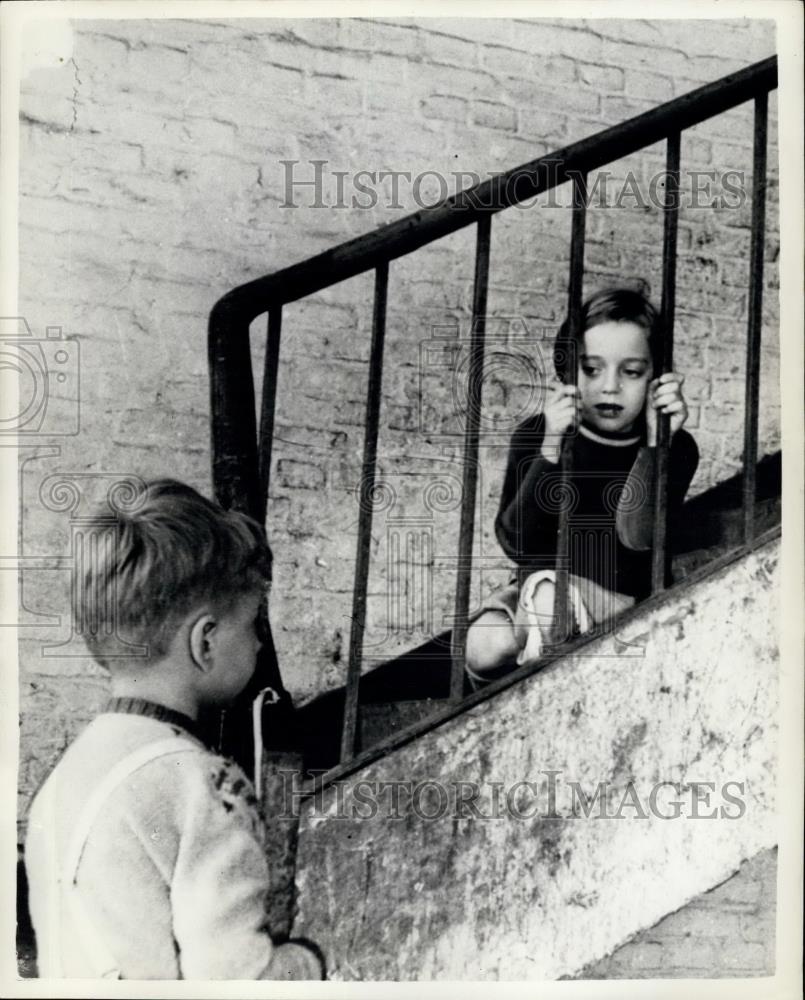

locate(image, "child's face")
[[578, 320, 653, 434], [208, 589, 264, 703]]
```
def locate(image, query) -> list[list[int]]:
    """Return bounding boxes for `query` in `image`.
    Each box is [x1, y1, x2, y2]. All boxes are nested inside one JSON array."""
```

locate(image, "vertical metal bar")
[[450, 214, 492, 702], [743, 92, 768, 543], [209, 307, 262, 519], [554, 172, 587, 645], [258, 308, 283, 522], [651, 131, 681, 593], [340, 263, 389, 762]]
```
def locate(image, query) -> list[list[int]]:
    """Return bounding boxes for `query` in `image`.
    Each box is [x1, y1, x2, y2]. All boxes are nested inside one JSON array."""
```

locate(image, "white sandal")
[[516, 570, 592, 666]]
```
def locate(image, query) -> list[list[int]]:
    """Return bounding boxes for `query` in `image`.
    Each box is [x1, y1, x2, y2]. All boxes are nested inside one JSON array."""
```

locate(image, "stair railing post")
[[742, 90, 769, 544], [209, 304, 262, 519], [553, 172, 587, 646], [340, 263, 390, 762], [258, 307, 283, 520], [450, 214, 492, 702], [651, 130, 681, 593]]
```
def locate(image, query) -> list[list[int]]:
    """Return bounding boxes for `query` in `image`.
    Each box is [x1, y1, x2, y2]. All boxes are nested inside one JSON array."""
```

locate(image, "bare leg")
[[465, 611, 519, 678]]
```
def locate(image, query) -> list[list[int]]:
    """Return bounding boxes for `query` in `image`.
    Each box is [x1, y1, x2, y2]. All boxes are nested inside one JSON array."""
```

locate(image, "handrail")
[[210, 55, 776, 516], [209, 56, 776, 325], [209, 55, 778, 768]]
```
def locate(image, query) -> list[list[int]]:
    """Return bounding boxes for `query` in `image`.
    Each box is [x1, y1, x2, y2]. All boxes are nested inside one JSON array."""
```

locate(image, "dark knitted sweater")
[[495, 415, 699, 599]]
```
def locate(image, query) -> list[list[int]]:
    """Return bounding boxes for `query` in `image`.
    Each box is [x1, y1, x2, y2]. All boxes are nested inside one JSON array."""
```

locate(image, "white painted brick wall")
[[16, 17, 779, 830], [579, 848, 777, 978]]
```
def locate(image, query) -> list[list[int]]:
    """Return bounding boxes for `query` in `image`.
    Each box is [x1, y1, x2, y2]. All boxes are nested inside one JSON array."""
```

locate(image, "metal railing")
[[209, 56, 777, 766]]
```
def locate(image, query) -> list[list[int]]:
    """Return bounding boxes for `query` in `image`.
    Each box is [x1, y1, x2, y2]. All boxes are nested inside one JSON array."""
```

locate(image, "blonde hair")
[[80, 479, 271, 668]]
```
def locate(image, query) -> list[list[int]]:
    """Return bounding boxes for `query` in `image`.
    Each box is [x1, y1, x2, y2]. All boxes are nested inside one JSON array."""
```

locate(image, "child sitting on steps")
[[465, 287, 699, 684]]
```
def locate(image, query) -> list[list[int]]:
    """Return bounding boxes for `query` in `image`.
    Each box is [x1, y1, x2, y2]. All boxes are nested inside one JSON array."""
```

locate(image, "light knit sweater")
[[25, 713, 320, 980]]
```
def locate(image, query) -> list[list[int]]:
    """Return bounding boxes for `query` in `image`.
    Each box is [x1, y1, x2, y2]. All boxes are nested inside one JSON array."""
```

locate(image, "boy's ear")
[[189, 613, 216, 673]]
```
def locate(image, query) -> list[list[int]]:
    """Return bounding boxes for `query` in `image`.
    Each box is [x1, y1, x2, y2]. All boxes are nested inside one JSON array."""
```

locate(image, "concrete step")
[[359, 699, 450, 753]]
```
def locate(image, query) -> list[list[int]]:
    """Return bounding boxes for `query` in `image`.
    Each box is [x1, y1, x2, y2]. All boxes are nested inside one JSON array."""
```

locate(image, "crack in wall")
[[69, 57, 82, 132]]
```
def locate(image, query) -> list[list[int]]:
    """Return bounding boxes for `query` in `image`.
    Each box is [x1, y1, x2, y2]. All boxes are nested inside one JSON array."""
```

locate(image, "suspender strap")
[[61, 736, 204, 978], [64, 737, 202, 883]]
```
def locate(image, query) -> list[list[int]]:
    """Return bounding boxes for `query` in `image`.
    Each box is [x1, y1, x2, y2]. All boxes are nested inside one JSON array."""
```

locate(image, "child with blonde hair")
[[25, 479, 323, 980]]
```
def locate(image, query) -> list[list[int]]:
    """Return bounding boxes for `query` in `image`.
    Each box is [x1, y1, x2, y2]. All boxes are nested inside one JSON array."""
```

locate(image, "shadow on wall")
[[17, 857, 37, 978]]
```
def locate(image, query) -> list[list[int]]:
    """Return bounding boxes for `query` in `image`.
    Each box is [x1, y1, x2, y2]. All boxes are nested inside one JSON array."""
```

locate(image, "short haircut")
[[553, 286, 663, 380], [80, 479, 271, 669]]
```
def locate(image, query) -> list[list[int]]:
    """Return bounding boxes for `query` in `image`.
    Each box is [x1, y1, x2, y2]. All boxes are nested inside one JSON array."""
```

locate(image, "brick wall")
[[578, 848, 777, 978], [16, 16, 779, 829]]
